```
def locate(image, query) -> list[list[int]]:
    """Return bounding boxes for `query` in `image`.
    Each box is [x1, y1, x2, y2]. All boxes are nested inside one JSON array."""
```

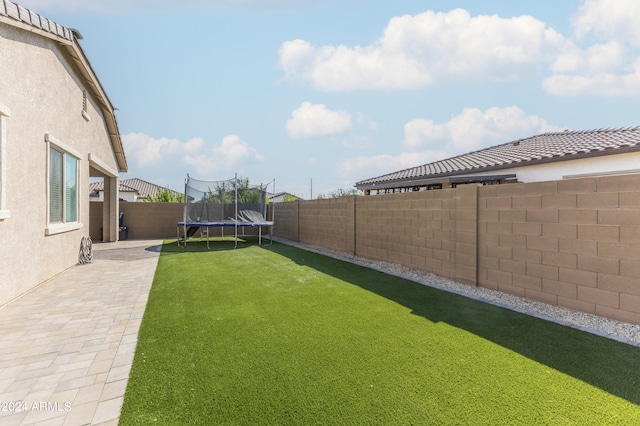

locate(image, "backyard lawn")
[[120, 239, 640, 425]]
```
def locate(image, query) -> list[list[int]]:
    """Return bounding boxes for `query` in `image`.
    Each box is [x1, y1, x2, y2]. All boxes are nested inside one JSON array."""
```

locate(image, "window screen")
[[49, 145, 78, 224], [65, 154, 77, 222], [49, 146, 64, 223]]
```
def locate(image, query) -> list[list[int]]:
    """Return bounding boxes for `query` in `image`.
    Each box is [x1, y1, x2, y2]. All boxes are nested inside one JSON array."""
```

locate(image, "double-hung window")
[[46, 134, 82, 234]]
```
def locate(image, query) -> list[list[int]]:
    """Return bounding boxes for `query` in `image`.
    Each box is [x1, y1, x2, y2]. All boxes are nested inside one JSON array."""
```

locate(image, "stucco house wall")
[[0, 7, 124, 306]]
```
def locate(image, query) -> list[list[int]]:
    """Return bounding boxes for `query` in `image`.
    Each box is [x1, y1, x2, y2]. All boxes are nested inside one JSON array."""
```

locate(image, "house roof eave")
[[1, 2, 128, 173], [356, 142, 640, 189], [62, 38, 128, 173], [356, 173, 517, 191]]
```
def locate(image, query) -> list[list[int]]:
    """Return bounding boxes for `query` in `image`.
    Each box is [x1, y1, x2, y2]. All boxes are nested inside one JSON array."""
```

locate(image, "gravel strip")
[[274, 238, 640, 347]]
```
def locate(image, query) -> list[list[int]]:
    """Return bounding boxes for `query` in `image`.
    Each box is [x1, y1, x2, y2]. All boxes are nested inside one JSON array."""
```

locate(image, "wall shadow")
[[263, 243, 640, 405]]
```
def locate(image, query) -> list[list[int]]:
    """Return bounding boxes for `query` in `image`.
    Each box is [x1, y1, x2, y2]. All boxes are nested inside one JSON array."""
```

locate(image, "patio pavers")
[[0, 239, 162, 426]]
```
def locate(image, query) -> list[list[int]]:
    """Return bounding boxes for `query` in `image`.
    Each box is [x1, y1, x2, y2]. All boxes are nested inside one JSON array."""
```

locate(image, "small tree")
[[204, 180, 234, 203], [148, 187, 184, 203], [236, 177, 263, 204], [201, 176, 262, 204]]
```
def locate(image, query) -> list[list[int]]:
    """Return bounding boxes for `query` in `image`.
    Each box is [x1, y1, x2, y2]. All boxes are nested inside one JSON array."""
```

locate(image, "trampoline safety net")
[[178, 174, 274, 248]]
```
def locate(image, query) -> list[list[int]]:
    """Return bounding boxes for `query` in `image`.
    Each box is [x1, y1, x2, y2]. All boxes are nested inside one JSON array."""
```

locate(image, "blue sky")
[[20, 0, 640, 198]]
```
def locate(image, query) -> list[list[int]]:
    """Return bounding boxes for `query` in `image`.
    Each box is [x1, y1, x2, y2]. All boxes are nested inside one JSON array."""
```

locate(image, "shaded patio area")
[[0, 240, 161, 426]]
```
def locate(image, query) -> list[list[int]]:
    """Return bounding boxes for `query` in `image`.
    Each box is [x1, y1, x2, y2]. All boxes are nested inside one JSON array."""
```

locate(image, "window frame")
[[45, 133, 83, 235], [0, 103, 10, 220]]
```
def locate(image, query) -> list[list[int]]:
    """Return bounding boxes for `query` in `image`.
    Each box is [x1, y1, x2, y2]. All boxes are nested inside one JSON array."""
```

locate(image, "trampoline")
[[177, 175, 274, 249]]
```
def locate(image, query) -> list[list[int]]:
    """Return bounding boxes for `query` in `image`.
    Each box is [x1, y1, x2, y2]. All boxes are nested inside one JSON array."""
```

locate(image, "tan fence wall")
[[120, 202, 183, 240], [273, 201, 299, 242], [90, 202, 272, 241], [89, 202, 103, 241], [298, 197, 356, 254], [355, 187, 477, 284], [273, 175, 640, 325], [478, 175, 640, 325], [90, 202, 183, 240]]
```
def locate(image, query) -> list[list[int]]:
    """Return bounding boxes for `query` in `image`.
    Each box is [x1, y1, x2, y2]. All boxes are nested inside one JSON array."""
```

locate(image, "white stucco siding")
[[458, 151, 640, 183], [0, 23, 119, 305]]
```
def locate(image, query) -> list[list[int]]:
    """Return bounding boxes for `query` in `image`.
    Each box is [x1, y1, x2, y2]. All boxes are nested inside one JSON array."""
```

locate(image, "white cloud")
[[122, 132, 204, 167], [343, 106, 562, 182], [122, 132, 263, 179], [286, 101, 351, 139], [182, 135, 264, 177], [404, 106, 562, 153], [279, 9, 568, 91], [544, 0, 640, 97], [276, 4, 640, 98], [544, 41, 640, 96], [550, 41, 629, 74], [573, 0, 640, 47], [543, 66, 640, 97]]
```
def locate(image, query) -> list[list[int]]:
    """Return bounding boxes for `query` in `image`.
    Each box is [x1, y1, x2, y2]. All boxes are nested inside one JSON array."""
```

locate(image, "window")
[[49, 146, 78, 223], [0, 103, 10, 220], [45, 134, 82, 235]]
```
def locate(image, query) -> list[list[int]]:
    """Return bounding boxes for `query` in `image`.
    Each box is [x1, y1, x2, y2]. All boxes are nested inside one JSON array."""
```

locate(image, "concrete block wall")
[[355, 189, 460, 280], [298, 197, 355, 253], [120, 202, 183, 240], [478, 175, 640, 325], [90, 201, 272, 241], [90, 202, 183, 240], [453, 186, 478, 285], [272, 201, 299, 242], [89, 202, 103, 240]]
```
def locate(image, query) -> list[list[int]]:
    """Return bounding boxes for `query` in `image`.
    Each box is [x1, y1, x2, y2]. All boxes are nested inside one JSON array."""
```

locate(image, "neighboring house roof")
[[356, 126, 640, 189], [89, 178, 181, 200], [0, 0, 127, 172], [268, 192, 302, 201], [122, 178, 181, 199], [89, 181, 137, 197]]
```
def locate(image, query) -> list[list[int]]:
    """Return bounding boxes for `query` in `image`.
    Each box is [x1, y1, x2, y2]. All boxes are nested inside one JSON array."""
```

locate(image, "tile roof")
[[89, 178, 181, 199], [356, 126, 640, 187], [0, 0, 75, 41], [89, 181, 137, 196], [268, 192, 302, 201]]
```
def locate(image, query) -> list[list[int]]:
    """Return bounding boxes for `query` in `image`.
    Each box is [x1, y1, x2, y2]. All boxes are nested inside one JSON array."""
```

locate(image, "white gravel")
[[274, 238, 640, 347]]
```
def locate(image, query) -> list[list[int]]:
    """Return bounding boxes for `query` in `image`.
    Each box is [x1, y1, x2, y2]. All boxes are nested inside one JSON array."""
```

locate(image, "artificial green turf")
[[119, 239, 640, 425]]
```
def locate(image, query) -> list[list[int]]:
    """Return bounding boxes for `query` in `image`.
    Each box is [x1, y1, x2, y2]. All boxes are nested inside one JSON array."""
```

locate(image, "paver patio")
[[0, 240, 162, 426]]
